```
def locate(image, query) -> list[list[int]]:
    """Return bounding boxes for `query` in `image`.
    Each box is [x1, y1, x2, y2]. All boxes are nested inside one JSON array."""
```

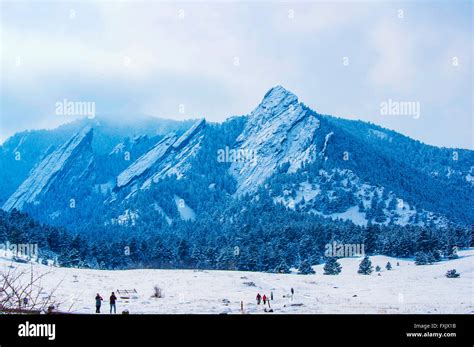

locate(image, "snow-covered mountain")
[[1, 86, 473, 230], [3, 127, 94, 211], [230, 86, 321, 194]]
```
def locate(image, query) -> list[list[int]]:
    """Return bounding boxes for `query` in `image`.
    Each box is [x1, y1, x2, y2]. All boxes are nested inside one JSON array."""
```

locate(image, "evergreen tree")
[[358, 256, 373, 275], [8, 226, 26, 244], [274, 260, 291, 274], [415, 251, 432, 265], [385, 261, 392, 270], [446, 245, 459, 260], [68, 248, 82, 267], [430, 249, 442, 262], [375, 265, 381, 272], [323, 257, 342, 275], [416, 228, 431, 253], [177, 239, 191, 266], [364, 223, 378, 254], [0, 224, 7, 242], [298, 260, 315, 275]]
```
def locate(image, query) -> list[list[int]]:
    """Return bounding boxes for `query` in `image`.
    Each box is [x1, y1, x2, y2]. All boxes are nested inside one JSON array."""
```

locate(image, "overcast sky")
[[1, 1, 472, 149]]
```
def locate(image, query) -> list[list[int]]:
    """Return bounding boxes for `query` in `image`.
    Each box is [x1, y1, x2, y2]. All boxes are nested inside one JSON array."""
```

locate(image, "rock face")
[[115, 119, 206, 193], [116, 134, 178, 188], [3, 127, 94, 211], [229, 86, 321, 194]]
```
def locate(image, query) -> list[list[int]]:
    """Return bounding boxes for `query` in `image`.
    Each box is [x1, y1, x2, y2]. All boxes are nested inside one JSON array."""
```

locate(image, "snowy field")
[[1, 249, 473, 314]]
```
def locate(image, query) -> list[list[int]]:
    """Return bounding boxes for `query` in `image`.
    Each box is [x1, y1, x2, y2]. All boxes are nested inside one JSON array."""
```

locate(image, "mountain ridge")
[[1, 86, 473, 230]]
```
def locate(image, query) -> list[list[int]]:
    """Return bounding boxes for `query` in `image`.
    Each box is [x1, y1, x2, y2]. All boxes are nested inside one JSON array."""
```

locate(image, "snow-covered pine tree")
[[375, 265, 381, 272], [298, 260, 315, 275], [323, 257, 342, 275], [385, 261, 392, 270], [274, 260, 291, 274], [447, 245, 459, 260], [358, 256, 373, 275], [430, 249, 442, 262], [415, 251, 431, 265]]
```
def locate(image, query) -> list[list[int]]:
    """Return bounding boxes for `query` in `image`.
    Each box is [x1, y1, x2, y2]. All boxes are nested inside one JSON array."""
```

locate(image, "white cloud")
[[0, 1, 472, 148], [368, 19, 418, 93]]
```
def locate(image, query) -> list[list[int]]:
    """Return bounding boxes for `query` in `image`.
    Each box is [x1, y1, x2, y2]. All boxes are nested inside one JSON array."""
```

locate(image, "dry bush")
[[0, 263, 70, 314], [152, 285, 163, 298]]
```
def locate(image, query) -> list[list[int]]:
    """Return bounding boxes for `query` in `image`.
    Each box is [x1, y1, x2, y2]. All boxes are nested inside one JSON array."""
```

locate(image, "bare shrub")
[[152, 285, 163, 298], [0, 263, 69, 314]]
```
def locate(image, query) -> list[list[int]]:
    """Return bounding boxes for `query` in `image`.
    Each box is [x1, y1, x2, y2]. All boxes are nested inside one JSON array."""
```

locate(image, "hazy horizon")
[[1, 83, 472, 151]]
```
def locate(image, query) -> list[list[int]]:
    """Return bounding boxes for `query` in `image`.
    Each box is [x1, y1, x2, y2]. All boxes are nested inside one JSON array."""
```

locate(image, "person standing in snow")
[[95, 293, 103, 313], [256, 293, 262, 305], [110, 292, 117, 314], [270, 291, 273, 301], [263, 294, 267, 305]]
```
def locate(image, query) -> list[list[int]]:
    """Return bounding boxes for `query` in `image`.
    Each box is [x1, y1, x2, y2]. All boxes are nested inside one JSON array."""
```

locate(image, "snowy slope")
[[1, 248, 472, 314], [174, 195, 196, 221], [272, 168, 449, 227], [2, 127, 94, 211]]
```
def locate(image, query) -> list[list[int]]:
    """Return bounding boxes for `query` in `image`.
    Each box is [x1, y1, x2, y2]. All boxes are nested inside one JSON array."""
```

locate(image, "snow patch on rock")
[[174, 195, 196, 221]]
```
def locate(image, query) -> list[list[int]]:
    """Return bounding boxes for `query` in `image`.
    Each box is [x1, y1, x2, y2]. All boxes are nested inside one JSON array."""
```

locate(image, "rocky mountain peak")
[[3, 126, 94, 211]]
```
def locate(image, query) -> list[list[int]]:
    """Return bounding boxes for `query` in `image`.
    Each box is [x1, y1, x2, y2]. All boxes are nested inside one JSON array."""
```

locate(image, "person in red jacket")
[[262, 294, 267, 305]]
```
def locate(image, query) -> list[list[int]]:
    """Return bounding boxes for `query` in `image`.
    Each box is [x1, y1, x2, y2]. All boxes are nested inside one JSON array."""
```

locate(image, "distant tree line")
[[0, 195, 470, 272]]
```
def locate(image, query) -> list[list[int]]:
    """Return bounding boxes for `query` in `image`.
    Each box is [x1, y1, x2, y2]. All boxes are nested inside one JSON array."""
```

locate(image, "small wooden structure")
[[116, 289, 138, 300]]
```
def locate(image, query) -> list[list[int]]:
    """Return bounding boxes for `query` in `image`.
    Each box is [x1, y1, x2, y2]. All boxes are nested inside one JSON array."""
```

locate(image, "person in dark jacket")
[[110, 292, 117, 314], [256, 293, 262, 305], [95, 293, 103, 313]]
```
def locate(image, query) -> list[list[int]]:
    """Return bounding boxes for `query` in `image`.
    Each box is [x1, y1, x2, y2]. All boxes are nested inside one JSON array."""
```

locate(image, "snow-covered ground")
[[1, 249, 472, 314]]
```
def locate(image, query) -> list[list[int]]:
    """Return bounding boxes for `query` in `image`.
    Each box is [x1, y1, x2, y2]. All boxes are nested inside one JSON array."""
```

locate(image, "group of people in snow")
[[94, 288, 296, 313], [256, 293, 269, 306], [95, 292, 117, 314], [256, 288, 294, 308], [256, 292, 274, 307]]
